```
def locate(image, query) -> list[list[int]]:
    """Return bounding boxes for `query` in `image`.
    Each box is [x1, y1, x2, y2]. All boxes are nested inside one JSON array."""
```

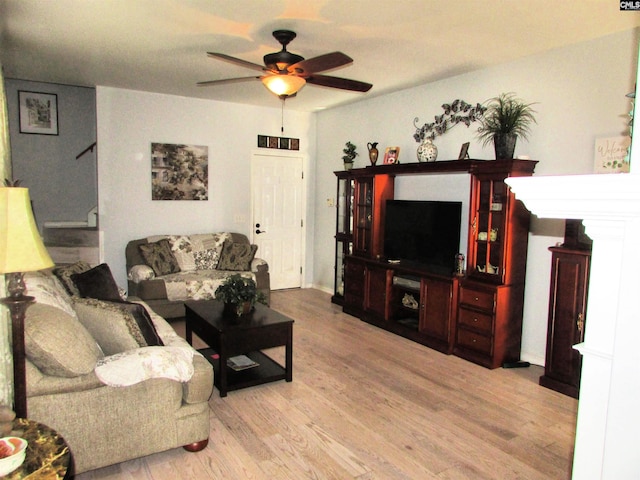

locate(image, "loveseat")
[[126, 232, 270, 319], [23, 267, 213, 474]]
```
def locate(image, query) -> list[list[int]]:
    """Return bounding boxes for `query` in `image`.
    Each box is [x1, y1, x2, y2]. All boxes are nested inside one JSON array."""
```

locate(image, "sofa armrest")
[[252, 257, 269, 273], [183, 354, 213, 403]]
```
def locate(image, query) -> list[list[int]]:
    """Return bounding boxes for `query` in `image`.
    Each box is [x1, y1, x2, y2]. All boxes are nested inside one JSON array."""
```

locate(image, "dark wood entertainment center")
[[332, 159, 537, 369]]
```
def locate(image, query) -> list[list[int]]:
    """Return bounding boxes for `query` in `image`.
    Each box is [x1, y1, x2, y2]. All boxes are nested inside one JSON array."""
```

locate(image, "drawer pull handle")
[[472, 339, 477, 343], [473, 318, 478, 322], [474, 297, 479, 301]]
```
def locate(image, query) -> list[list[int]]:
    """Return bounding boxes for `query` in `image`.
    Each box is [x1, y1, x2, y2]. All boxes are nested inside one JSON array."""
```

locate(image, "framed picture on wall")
[[18, 90, 59, 135], [383, 146, 400, 164]]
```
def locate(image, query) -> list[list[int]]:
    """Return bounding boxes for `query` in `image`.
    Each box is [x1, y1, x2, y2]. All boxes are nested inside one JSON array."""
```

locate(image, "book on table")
[[226, 355, 259, 371]]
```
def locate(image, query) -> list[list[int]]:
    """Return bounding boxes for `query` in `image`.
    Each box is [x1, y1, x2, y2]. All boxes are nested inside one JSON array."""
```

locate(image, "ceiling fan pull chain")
[[281, 98, 285, 135]]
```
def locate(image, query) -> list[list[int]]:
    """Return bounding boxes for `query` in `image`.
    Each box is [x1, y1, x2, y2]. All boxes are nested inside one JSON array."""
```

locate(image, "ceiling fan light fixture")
[[262, 75, 306, 98]]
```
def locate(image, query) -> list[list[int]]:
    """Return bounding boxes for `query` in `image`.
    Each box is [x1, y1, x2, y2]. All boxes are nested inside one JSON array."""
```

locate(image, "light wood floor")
[[77, 288, 578, 479]]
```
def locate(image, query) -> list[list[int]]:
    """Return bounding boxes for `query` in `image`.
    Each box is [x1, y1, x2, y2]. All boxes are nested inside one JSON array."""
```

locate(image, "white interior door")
[[251, 151, 304, 290]]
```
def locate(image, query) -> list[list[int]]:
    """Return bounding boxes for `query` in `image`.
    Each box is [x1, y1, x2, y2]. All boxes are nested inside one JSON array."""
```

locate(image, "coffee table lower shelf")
[[199, 348, 287, 395]]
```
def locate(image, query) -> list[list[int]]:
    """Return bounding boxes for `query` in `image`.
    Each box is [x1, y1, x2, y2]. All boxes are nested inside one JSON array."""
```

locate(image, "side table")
[[5, 418, 71, 479]]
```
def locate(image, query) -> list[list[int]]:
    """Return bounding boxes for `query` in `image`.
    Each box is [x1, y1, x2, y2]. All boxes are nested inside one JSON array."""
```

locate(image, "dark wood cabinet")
[[343, 256, 366, 313], [455, 281, 525, 368], [419, 276, 458, 353], [337, 159, 537, 368], [344, 256, 457, 353], [539, 246, 591, 398], [365, 264, 393, 319], [454, 160, 535, 368], [352, 174, 394, 258]]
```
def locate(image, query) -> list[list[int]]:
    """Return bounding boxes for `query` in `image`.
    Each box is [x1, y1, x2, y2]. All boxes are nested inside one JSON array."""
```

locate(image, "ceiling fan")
[[197, 30, 373, 99]]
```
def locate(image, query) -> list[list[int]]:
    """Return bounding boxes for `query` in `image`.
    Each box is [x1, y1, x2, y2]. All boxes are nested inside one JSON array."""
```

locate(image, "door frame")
[[250, 148, 308, 288]]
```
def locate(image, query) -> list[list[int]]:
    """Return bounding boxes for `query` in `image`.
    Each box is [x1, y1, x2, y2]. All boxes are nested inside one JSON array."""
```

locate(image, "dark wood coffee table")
[[184, 300, 294, 397]]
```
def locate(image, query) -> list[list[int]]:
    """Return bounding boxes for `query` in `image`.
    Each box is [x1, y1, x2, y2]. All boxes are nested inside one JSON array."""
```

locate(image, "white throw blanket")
[[94, 346, 195, 387], [94, 299, 198, 387]]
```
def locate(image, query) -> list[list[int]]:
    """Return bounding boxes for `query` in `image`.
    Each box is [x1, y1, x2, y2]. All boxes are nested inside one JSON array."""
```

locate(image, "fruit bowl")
[[0, 437, 28, 476]]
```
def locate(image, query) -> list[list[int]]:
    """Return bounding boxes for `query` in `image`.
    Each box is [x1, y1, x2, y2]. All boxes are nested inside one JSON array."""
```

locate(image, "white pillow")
[[128, 265, 155, 283]]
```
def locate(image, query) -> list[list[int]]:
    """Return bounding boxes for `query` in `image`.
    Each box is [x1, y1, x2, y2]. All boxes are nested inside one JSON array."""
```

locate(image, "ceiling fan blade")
[[207, 52, 267, 72], [197, 76, 260, 87], [288, 52, 353, 76], [306, 74, 372, 92]]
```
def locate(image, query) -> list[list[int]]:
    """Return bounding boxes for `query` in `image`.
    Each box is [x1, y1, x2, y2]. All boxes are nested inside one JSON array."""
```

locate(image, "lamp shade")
[[0, 187, 54, 274], [261, 75, 306, 97]]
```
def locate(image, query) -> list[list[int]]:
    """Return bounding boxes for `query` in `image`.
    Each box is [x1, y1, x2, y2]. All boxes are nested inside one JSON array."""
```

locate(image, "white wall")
[[314, 29, 639, 365], [96, 87, 315, 288]]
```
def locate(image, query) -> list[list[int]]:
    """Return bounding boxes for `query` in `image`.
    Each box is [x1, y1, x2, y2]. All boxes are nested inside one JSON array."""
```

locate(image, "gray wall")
[[5, 79, 97, 232]]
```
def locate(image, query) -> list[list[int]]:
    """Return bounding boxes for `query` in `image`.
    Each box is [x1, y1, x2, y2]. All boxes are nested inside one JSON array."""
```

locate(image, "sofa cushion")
[[139, 239, 180, 276], [73, 298, 163, 355], [53, 261, 92, 296], [25, 303, 103, 377], [217, 241, 258, 271], [72, 263, 122, 301]]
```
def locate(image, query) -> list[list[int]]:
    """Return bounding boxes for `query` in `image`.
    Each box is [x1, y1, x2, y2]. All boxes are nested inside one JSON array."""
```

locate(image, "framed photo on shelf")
[[458, 142, 470, 160], [18, 90, 59, 135], [383, 146, 400, 164]]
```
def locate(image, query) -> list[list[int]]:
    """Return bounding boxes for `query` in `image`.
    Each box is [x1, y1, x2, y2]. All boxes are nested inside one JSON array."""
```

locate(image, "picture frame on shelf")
[[383, 146, 400, 164], [458, 142, 470, 160], [18, 90, 59, 135]]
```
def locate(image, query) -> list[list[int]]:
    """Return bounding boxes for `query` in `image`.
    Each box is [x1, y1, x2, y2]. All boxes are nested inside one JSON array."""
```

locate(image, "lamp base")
[[0, 289, 35, 419]]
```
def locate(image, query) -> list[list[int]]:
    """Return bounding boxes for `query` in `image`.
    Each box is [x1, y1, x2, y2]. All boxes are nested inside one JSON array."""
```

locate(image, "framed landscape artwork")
[[151, 143, 209, 200], [18, 90, 59, 135]]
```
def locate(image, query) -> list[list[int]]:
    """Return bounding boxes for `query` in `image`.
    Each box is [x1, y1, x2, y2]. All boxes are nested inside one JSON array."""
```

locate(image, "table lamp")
[[0, 185, 54, 418]]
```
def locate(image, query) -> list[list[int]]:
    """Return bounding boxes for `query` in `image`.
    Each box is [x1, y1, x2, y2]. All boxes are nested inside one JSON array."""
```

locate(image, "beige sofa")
[[23, 269, 213, 474], [126, 232, 270, 319]]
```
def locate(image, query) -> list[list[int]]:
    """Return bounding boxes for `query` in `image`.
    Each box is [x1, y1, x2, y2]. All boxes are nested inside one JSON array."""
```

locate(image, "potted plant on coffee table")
[[214, 274, 267, 316], [477, 92, 537, 160]]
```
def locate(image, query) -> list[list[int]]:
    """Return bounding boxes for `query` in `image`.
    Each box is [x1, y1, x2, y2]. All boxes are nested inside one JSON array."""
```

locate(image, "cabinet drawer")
[[457, 328, 492, 355], [459, 286, 495, 312], [458, 307, 493, 334]]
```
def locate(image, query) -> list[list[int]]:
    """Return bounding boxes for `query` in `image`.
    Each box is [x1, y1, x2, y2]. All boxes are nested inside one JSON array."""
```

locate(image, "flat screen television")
[[383, 199, 462, 275]]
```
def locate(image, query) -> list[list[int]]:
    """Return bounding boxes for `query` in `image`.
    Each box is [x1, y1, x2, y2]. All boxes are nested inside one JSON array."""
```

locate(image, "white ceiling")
[[1, 0, 638, 112]]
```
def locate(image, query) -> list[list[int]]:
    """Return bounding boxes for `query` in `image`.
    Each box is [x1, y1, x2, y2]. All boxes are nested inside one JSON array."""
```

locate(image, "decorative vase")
[[417, 138, 438, 162], [367, 142, 379, 165], [344, 162, 353, 171], [493, 133, 517, 159]]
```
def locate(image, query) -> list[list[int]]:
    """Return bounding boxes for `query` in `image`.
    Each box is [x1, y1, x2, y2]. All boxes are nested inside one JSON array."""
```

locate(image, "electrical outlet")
[[326, 198, 335, 207], [234, 214, 246, 223]]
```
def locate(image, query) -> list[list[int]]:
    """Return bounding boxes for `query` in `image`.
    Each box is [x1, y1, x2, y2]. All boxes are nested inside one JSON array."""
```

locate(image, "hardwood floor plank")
[[76, 288, 577, 479]]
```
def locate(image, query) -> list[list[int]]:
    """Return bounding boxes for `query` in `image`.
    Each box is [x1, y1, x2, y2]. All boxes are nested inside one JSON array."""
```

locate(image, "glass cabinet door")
[[333, 173, 354, 304], [468, 177, 507, 283], [353, 177, 373, 256]]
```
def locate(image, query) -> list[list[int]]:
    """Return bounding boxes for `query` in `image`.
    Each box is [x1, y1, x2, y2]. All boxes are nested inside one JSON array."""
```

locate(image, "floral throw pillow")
[[194, 248, 219, 270], [53, 261, 92, 296], [139, 239, 180, 276], [216, 241, 258, 271]]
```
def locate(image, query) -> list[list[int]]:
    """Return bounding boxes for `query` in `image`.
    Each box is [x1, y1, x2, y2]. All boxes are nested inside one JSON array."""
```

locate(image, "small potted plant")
[[214, 274, 267, 316], [342, 141, 358, 170], [477, 92, 537, 160]]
